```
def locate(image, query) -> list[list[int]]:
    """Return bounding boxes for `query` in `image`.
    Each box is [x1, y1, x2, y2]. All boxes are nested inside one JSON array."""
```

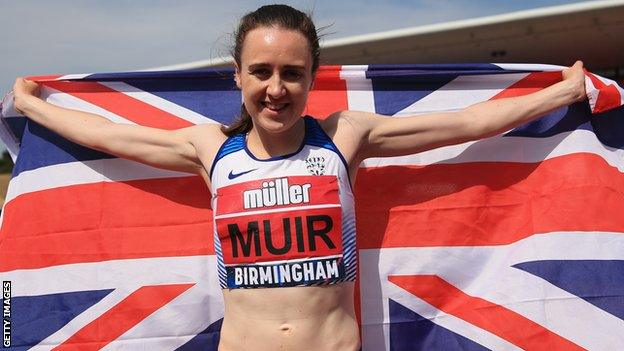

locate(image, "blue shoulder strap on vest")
[[304, 116, 336, 151], [209, 133, 245, 178], [304, 116, 349, 170], [211, 117, 350, 178]]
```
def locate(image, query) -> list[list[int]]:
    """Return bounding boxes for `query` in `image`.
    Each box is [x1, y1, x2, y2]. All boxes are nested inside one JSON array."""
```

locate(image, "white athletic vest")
[[210, 117, 357, 289]]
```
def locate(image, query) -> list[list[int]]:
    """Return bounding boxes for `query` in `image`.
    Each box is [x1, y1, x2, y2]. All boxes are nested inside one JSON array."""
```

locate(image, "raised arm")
[[346, 61, 587, 162], [12, 78, 217, 177]]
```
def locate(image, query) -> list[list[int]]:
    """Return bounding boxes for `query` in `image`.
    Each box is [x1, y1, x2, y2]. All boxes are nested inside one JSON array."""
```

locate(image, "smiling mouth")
[[262, 102, 289, 112]]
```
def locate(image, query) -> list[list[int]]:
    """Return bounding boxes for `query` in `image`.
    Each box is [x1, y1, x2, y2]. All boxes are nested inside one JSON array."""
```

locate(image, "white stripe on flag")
[[362, 128, 624, 171], [1, 255, 213, 299], [0, 92, 21, 160], [99, 81, 219, 125], [341, 65, 376, 113], [586, 73, 624, 113], [394, 73, 528, 116], [44, 86, 137, 124], [494, 63, 565, 72], [57, 73, 91, 80], [363, 232, 624, 350], [362, 275, 523, 351], [33, 287, 137, 349], [4, 158, 194, 205], [107, 256, 223, 350], [12, 255, 219, 349]]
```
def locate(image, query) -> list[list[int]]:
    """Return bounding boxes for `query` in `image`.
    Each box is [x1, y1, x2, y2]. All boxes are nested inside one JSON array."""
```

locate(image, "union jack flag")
[[0, 64, 623, 350]]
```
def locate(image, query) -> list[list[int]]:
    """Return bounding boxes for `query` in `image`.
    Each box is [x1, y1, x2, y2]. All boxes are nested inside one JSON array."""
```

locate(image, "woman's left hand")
[[12, 78, 41, 115], [562, 60, 587, 103]]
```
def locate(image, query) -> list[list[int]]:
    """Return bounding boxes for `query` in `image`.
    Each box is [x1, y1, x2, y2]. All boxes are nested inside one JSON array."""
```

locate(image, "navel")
[[279, 323, 293, 335]]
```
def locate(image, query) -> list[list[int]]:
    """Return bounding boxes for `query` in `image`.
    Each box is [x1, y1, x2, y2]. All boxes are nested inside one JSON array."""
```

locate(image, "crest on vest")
[[305, 156, 326, 175]]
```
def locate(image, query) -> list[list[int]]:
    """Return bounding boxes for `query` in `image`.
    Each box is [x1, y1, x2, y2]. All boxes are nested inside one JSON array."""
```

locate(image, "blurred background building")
[[157, 0, 624, 83]]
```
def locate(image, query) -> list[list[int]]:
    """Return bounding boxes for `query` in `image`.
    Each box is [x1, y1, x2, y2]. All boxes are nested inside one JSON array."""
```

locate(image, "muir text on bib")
[[215, 175, 345, 288]]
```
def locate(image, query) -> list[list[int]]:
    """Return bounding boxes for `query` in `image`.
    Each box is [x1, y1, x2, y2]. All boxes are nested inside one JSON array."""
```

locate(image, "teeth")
[[263, 102, 287, 111]]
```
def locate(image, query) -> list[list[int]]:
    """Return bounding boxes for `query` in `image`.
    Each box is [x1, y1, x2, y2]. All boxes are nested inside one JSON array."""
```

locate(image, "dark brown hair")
[[221, 4, 321, 136]]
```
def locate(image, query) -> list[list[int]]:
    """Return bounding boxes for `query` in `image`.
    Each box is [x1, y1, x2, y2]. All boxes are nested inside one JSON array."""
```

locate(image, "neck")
[[247, 118, 306, 159]]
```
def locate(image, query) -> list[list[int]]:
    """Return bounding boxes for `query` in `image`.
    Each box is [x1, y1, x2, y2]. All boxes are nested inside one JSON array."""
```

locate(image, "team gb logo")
[[305, 156, 326, 175]]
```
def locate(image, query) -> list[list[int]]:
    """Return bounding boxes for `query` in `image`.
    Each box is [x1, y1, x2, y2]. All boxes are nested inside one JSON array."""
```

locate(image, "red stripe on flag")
[[491, 72, 562, 99], [41, 80, 194, 129], [305, 65, 348, 119], [356, 153, 624, 249], [586, 72, 622, 113], [0, 176, 214, 272], [389, 275, 585, 350], [53, 283, 194, 350]]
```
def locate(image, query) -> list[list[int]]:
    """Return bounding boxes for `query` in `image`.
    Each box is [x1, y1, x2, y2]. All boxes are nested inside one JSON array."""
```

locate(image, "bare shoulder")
[[317, 111, 372, 167], [178, 122, 224, 140], [179, 122, 228, 169], [318, 111, 373, 139]]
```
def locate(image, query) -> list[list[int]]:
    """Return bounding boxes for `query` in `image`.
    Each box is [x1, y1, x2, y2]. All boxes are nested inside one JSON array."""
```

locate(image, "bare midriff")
[[218, 282, 359, 351]]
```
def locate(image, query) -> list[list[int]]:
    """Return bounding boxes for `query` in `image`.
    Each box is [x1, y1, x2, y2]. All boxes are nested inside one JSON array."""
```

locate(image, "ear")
[[234, 62, 242, 89]]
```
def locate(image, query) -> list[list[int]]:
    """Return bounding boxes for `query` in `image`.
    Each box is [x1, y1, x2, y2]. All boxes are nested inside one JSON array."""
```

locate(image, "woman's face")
[[235, 26, 314, 135]]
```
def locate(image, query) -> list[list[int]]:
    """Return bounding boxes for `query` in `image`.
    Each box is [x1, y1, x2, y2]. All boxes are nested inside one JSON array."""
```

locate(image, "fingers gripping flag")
[[0, 64, 623, 350]]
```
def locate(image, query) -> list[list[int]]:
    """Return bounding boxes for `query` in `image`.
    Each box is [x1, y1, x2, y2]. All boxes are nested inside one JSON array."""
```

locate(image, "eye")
[[283, 70, 303, 81], [250, 68, 270, 79]]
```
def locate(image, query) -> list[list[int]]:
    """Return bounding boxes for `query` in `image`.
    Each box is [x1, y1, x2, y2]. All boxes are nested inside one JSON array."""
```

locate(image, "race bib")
[[215, 175, 345, 288]]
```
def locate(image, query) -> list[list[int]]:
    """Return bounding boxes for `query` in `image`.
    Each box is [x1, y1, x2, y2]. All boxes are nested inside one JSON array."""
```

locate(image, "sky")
[[0, 0, 592, 95]]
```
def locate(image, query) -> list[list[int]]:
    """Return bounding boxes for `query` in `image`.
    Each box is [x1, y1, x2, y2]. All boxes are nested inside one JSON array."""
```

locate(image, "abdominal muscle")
[[218, 282, 360, 351]]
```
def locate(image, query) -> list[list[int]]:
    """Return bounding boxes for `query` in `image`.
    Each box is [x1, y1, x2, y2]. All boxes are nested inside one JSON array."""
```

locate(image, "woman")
[[12, 4, 586, 351]]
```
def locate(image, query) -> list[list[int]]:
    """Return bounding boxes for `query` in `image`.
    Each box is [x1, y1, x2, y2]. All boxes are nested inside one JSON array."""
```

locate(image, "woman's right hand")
[[13, 77, 41, 114]]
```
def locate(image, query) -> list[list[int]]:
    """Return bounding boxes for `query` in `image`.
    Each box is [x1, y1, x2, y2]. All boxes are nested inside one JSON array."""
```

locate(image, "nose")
[[267, 73, 286, 98]]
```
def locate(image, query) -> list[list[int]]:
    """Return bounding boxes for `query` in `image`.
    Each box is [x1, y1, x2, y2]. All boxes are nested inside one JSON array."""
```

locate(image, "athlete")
[[12, 4, 586, 351]]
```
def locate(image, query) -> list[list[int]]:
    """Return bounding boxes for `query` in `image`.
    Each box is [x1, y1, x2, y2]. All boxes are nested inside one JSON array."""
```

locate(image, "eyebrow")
[[248, 63, 306, 71]]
